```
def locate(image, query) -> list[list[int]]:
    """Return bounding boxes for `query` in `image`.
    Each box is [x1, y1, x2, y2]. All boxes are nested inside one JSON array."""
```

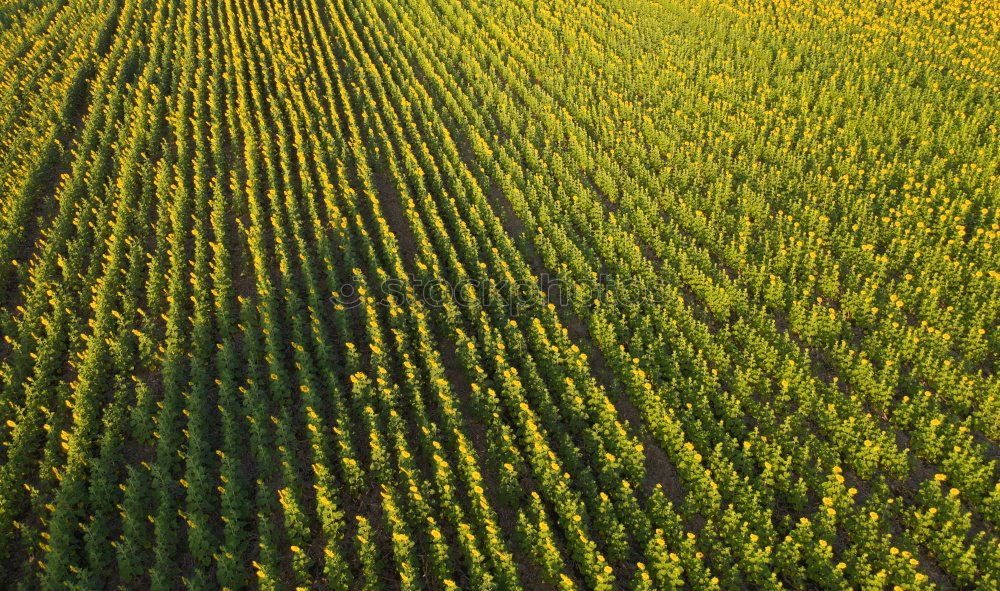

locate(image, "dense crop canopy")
[[0, 0, 997, 588]]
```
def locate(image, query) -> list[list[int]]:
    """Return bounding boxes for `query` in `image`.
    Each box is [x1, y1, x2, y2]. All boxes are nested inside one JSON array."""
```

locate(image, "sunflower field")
[[0, 0, 997, 589]]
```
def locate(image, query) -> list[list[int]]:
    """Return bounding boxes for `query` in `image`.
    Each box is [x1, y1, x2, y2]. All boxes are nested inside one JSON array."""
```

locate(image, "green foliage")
[[0, 0, 995, 589]]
